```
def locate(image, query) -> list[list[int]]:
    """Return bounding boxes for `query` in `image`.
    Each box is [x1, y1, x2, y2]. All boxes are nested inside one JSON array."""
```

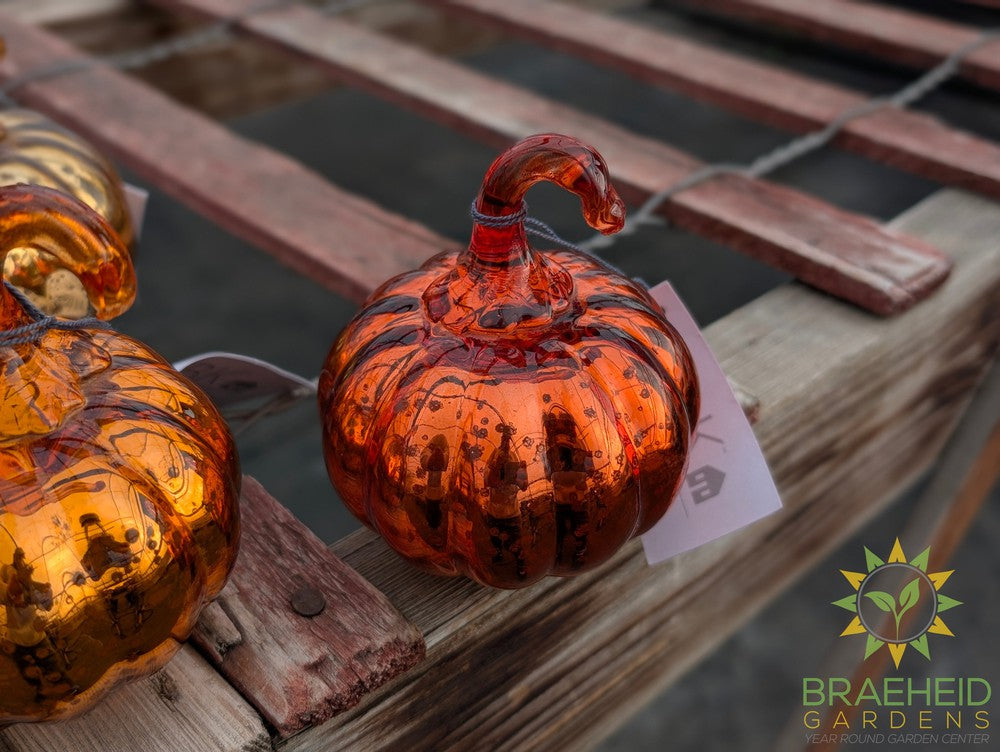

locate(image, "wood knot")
[[152, 670, 181, 707]]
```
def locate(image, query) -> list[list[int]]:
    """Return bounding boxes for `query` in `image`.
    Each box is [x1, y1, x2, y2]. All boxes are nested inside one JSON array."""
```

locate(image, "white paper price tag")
[[172, 351, 316, 411], [640, 282, 782, 565]]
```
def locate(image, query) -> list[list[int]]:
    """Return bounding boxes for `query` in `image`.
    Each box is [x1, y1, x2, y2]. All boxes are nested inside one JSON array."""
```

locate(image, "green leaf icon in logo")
[[864, 578, 922, 640], [898, 577, 921, 616], [865, 590, 902, 640], [895, 576, 921, 640], [864, 591, 896, 613]]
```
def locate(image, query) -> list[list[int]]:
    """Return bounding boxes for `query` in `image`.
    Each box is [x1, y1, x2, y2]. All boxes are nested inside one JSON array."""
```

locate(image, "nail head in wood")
[[290, 586, 327, 617]]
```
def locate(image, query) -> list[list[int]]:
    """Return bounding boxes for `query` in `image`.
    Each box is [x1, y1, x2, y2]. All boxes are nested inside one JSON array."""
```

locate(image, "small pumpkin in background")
[[319, 133, 699, 589], [0, 108, 134, 318], [0, 185, 240, 723]]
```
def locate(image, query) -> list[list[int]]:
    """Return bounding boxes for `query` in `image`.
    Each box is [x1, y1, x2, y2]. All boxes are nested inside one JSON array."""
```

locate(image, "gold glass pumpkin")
[[0, 108, 134, 318], [0, 185, 240, 723]]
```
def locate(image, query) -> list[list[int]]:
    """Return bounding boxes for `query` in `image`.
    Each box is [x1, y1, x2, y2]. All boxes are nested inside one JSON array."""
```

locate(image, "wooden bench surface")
[[2, 186, 996, 752]]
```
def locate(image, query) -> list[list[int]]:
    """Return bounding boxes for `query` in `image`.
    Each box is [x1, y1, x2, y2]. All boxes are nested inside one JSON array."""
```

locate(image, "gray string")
[[0, 0, 375, 107], [523, 216, 587, 253], [579, 27, 1000, 251], [469, 200, 526, 227], [0, 282, 110, 347], [470, 201, 589, 253]]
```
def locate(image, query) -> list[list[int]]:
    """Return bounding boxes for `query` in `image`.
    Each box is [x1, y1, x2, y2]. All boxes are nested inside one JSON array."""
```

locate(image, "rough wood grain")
[[190, 478, 425, 737], [0, 12, 454, 302], [663, 0, 1000, 92], [424, 0, 1000, 199], [153, 0, 952, 316], [0, 647, 272, 752], [1, 0, 129, 25], [196, 600, 245, 658], [282, 189, 1000, 751]]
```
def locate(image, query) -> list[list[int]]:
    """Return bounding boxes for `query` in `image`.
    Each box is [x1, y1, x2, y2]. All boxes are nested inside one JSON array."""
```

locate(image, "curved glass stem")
[[0, 185, 135, 327], [468, 133, 625, 267], [425, 134, 627, 336]]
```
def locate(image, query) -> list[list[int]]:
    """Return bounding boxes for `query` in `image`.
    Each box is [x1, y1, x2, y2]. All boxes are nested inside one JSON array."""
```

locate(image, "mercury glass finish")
[[319, 134, 699, 589], [0, 108, 134, 317], [0, 186, 240, 723]]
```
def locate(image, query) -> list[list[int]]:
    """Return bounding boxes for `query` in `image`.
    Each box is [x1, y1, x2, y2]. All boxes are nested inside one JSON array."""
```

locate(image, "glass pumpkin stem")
[[425, 134, 627, 335], [469, 133, 626, 267], [0, 184, 135, 328]]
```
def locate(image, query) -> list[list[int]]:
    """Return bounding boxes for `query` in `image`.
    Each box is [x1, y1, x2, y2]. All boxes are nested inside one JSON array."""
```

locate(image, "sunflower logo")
[[833, 538, 962, 668]]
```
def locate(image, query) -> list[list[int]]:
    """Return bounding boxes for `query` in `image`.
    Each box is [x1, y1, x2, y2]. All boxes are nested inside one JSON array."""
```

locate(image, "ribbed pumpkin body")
[[319, 134, 699, 588], [320, 246, 697, 588], [0, 186, 240, 722], [0, 328, 240, 722]]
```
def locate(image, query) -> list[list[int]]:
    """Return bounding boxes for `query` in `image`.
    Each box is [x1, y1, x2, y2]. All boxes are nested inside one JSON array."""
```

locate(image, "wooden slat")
[[0, 647, 272, 752], [190, 478, 425, 738], [282, 188, 1000, 751], [663, 0, 1000, 91], [0, 11, 455, 302], [153, 0, 952, 316], [424, 0, 1000, 199], [32, 3, 501, 121], [1, 0, 130, 25]]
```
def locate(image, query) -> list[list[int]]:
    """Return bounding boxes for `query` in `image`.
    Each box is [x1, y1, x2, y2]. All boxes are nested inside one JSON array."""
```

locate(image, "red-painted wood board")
[[663, 0, 1000, 91], [423, 0, 1000, 199], [153, 0, 953, 316], [0, 11, 455, 303], [191, 478, 425, 736]]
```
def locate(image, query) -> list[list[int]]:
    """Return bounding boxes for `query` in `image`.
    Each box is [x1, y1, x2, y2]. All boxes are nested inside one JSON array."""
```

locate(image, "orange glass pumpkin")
[[0, 185, 240, 723], [0, 107, 134, 318], [319, 134, 699, 589]]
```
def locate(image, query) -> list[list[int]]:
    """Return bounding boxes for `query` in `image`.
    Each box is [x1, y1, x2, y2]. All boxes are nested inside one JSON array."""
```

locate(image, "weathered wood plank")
[[424, 0, 1000, 199], [0, 647, 272, 752], [1, 0, 129, 25], [196, 601, 245, 657], [663, 0, 1000, 91], [283, 189, 1000, 751], [190, 478, 425, 737], [75, 3, 502, 121], [153, 0, 952, 316], [1, 474, 427, 749], [0, 12, 454, 302]]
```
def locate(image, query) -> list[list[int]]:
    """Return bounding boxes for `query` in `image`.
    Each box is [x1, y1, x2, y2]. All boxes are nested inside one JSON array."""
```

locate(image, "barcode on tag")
[[640, 282, 782, 565]]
